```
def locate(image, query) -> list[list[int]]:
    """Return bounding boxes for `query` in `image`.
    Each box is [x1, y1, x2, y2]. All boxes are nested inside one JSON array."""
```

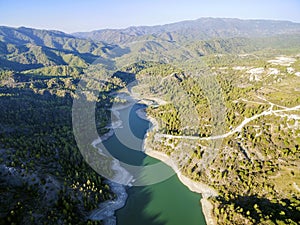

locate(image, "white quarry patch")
[[233, 66, 247, 70], [246, 67, 264, 81], [287, 67, 295, 74], [219, 67, 228, 70], [247, 67, 265, 74], [267, 68, 280, 75], [268, 56, 296, 66]]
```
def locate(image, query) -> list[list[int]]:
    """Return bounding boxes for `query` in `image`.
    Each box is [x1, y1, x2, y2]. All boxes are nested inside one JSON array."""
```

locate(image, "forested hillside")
[[0, 26, 118, 72]]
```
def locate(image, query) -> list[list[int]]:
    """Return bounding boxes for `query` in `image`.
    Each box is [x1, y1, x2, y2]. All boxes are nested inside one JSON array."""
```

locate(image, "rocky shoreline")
[[89, 100, 135, 225]]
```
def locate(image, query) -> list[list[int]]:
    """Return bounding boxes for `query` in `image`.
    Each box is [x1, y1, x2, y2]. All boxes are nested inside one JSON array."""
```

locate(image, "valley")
[[0, 18, 300, 225]]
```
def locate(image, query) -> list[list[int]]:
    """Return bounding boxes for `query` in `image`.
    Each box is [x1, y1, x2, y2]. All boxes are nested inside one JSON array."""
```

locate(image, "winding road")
[[157, 101, 300, 141]]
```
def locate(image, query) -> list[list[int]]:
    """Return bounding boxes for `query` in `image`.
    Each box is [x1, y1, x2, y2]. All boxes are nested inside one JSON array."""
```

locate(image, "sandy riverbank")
[[92, 90, 218, 225], [136, 107, 218, 225]]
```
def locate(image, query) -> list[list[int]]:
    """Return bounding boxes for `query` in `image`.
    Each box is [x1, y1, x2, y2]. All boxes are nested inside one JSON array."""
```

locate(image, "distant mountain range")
[[73, 18, 300, 44], [1, 18, 300, 72]]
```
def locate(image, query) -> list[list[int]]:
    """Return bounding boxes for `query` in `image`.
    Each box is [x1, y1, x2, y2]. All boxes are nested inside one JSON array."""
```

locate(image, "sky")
[[0, 0, 300, 33]]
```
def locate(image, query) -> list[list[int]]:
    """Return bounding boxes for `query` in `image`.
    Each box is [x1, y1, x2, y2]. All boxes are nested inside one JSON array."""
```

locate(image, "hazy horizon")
[[1, 0, 300, 33], [1, 17, 300, 34]]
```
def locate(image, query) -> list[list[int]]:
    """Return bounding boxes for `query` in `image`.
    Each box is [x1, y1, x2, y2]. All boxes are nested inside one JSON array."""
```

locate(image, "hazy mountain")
[[73, 18, 300, 44]]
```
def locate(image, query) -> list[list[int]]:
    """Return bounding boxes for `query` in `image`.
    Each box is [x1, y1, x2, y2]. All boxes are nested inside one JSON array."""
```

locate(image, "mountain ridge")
[[72, 17, 300, 44], [0, 26, 117, 71], [1, 18, 300, 72]]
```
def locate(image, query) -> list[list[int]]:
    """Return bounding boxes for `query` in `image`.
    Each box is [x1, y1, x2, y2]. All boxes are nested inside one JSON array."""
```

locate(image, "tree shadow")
[[112, 71, 136, 85], [0, 57, 44, 71], [217, 195, 300, 224]]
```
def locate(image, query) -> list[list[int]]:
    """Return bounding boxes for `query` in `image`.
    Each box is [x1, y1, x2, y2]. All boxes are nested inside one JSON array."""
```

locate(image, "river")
[[100, 103, 206, 225]]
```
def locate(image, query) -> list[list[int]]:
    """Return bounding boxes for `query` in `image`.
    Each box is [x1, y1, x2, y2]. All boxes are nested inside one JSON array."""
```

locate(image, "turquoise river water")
[[101, 103, 206, 225]]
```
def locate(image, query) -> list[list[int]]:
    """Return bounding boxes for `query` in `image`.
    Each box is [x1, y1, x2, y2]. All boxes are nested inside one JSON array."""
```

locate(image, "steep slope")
[[0, 26, 104, 52], [0, 26, 117, 71]]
